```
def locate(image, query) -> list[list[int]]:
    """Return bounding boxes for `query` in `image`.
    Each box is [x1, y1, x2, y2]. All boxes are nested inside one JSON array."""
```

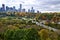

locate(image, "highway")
[[34, 21, 60, 35]]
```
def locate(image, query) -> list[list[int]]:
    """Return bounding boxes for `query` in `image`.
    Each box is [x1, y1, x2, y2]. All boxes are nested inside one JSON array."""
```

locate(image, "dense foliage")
[[0, 28, 60, 40], [1, 28, 40, 40], [0, 12, 60, 40]]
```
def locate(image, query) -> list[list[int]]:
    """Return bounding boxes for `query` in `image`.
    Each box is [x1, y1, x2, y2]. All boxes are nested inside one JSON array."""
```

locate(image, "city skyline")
[[0, 4, 35, 13], [0, 0, 60, 12]]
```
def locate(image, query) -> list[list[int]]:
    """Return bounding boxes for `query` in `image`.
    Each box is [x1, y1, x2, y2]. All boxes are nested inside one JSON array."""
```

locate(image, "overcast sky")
[[0, 0, 60, 12]]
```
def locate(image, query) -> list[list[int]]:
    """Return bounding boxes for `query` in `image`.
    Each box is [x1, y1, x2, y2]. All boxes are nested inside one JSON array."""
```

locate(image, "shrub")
[[4, 28, 40, 40]]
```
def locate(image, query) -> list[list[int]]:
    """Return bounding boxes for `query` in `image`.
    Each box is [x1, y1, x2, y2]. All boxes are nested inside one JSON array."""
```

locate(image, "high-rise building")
[[31, 7, 35, 13], [37, 10, 39, 13], [0, 8, 2, 12], [28, 9, 30, 12], [13, 6, 17, 12], [22, 8, 25, 12], [19, 4, 22, 12], [13, 6, 15, 9], [2, 4, 5, 11], [6, 6, 9, 11]]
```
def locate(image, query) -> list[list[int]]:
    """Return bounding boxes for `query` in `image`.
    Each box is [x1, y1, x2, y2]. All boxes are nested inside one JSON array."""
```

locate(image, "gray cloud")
[[34, 0, 60, 11], [0, 0, 60, 12]]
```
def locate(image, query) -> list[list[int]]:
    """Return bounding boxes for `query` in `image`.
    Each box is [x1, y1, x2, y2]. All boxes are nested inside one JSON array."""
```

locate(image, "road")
[[35, 22, 60, 35], [22, 18, 60, 35]]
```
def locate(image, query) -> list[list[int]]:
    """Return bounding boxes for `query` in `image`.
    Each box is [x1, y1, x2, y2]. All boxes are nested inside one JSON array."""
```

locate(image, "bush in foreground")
[[4, 28, 40, 40]]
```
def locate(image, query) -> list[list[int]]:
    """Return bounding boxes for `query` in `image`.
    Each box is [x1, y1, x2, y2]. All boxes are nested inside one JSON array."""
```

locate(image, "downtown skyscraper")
[[18, 4, 22, 12]]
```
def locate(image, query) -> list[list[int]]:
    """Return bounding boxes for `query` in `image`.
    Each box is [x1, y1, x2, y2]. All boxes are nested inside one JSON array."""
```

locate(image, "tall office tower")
[[22, 9, 25, 12], [37, 10, 39, 13], [31, 7, 35, 13], [13, 6, 16, 12], [28, 9, 30, 12], [2, 4, 5, 11], [0, 8, 2, 12], [13, 6, 15, 9], [6, 6, 9, 11], [19, 4, 22, 12]]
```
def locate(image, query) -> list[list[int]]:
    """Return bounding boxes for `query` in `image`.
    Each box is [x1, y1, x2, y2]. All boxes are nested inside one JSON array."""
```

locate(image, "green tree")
[[39, 29, 50, 40], [26, 28, 40, 40], [4, 28, 40, 40]]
